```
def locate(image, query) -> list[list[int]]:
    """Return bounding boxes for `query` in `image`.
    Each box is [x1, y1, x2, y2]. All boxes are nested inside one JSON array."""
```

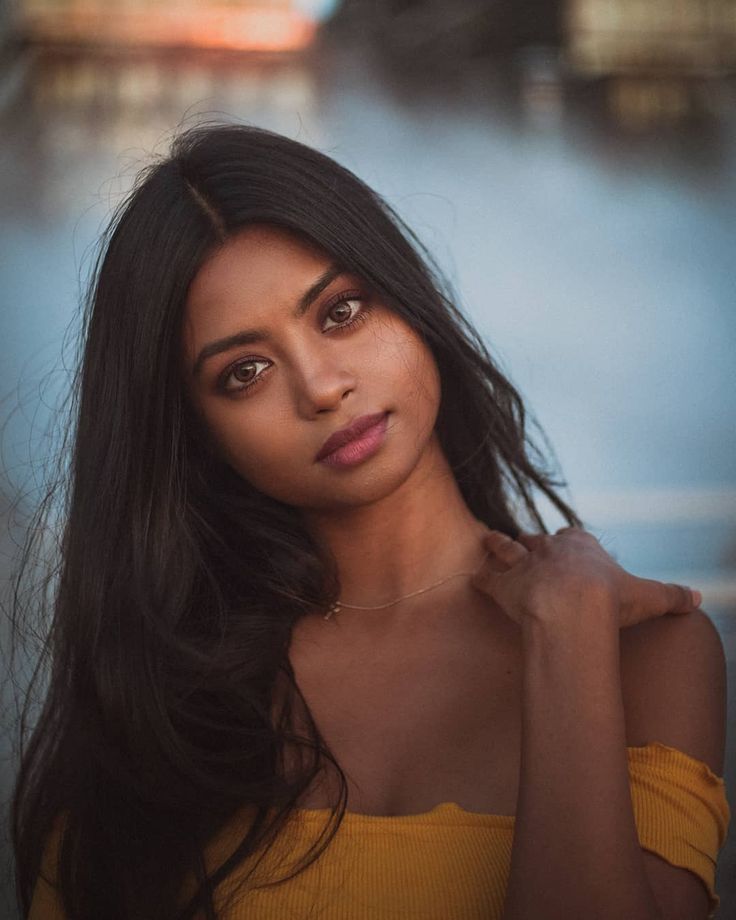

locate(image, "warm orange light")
[[195, 10, 315, 52], [21, 6, 318, 53]]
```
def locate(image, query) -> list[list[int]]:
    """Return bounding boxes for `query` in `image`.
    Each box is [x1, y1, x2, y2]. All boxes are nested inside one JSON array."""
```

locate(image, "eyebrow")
[[191, 263, 344, 379]]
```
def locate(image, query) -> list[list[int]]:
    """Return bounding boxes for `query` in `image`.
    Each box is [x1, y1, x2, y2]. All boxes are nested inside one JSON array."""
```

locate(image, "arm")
[[501, 601, 663, 920], [621, 610, 728, 920], [474, 527, 713, 920]]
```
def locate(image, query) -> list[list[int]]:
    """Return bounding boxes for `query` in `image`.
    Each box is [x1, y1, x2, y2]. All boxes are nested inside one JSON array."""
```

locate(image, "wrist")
[[520, 596, 620, 647]]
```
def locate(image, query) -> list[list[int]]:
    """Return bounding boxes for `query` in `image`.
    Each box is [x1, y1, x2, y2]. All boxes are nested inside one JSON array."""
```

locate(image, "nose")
[[292, 349, 356, 417]]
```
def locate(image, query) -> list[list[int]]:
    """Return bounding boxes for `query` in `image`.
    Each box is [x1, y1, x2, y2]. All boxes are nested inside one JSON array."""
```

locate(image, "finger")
[[470, 552, 507, 599], [555, 525, 593, 541], [635, 577, 701, 616], [664, 582, 702, 612], [516, 531, 546, 550], [483, 531, 528, 567]]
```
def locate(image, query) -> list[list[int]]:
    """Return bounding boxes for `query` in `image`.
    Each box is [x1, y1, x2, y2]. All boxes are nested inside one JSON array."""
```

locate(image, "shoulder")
[[619, 609, 727, 776]]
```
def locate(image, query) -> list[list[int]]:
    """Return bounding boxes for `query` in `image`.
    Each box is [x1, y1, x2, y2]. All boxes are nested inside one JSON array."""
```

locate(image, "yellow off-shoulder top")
[[29, 742, 731, 920]]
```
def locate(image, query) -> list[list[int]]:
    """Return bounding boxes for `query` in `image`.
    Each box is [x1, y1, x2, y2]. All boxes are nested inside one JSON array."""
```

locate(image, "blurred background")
[[0, 0, 735, 916]]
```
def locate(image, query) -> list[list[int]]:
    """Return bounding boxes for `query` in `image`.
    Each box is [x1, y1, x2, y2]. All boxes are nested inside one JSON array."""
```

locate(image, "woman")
[[11, 124, 729, 920]]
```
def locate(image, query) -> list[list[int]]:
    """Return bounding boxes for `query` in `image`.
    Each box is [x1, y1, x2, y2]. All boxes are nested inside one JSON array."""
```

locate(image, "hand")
[[471, 525, 701, 631]]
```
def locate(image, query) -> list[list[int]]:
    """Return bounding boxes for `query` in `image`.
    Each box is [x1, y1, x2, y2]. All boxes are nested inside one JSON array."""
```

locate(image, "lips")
[[315, 411, 389, 462]]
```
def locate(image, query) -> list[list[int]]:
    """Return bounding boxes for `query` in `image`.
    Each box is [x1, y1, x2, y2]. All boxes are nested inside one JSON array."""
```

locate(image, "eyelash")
[[216, 293, 370, 396]]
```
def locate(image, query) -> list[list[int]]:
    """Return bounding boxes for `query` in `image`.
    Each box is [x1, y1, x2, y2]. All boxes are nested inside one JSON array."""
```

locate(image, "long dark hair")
[[10, 122, 582, 920]]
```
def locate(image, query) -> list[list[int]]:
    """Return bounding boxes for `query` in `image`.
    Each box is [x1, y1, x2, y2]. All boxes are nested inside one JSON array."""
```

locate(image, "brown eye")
[[329, 302, 352, 323], [322, 297, 364, 331], [218, 358, 271, 395], [233, 361, 258, 383]]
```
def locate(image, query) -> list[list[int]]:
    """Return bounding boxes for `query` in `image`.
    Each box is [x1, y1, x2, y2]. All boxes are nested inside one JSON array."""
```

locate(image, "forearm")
[[501, 603, 663, 920]]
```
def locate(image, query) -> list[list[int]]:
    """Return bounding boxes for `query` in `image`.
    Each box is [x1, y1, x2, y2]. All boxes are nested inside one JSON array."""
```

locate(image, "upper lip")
[[315, 411, 388, 462]]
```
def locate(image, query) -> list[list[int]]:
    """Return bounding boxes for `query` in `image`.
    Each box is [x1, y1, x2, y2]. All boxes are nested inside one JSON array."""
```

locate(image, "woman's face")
[[181, 224, 442, 511]]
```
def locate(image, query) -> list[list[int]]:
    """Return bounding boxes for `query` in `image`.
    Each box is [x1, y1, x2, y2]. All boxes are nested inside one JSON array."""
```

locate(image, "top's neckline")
[[293, 800, 515, 826], [291, 742, 725, 824]]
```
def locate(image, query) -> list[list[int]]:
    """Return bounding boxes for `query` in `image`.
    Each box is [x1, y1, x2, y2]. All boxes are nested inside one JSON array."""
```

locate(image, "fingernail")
[[690, 588, 702, 607]]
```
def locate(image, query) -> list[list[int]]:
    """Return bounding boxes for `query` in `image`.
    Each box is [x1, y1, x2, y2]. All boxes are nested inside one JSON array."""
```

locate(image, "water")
[[1, 32, 735, 916]]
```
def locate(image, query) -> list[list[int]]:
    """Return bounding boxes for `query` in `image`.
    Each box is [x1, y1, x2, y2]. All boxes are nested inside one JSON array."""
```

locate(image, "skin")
[[21, 226, 720, 920], [177, 223, 720, 920], [182, 223, 696, 637], [181, 223, 514, 814], [474, 527, 698, 632], [181, 223, 493, 641]]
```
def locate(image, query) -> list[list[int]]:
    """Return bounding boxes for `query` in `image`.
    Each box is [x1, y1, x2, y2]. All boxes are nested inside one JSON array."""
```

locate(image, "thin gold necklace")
[[323, 551, 490, 621]]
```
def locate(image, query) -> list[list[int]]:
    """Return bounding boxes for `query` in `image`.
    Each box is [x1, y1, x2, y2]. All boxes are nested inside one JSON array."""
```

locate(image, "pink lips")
[[315, 411, 389, 466]]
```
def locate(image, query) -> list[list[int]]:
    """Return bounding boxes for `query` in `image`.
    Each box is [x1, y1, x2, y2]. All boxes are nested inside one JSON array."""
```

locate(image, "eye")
[[321, 294, 368, 332], [217, 358, 271, 395]]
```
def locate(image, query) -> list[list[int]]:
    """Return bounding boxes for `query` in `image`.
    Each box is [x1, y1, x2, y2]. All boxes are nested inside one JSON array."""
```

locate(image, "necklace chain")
[[323, 551, 490, 621]]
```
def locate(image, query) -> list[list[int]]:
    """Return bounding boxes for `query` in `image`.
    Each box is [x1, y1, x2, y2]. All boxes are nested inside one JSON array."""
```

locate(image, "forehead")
[[185, 224, 327, 322]]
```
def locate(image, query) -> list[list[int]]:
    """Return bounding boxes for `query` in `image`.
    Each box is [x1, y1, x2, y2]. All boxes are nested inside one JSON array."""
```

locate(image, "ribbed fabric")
[[626, 742, 731, 918], [29, 742, 731, 920]]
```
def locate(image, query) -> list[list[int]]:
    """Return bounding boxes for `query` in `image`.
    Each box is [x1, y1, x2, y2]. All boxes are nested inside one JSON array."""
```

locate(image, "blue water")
[[1, 40, 735, 918]]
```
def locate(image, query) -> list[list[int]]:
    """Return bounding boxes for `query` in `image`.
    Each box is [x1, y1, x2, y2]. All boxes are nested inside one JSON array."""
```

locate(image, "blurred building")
[[566, 0, 736, 77], [565, 0, 736, 126], [326, 0, 562, 67]]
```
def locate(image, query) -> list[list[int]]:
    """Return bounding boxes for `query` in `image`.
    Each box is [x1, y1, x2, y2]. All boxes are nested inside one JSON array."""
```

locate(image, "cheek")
[[189, 318, 441, 501], [391, 330, 441, 429], [210, 412, 293, 488]]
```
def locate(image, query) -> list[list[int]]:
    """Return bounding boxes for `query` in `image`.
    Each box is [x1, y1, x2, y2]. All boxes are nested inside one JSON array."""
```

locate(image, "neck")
[[301, 433, 491, 613]]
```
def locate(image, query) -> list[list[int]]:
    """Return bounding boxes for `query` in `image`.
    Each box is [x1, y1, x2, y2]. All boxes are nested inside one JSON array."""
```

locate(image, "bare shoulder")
[[619, 609, 728, 776]]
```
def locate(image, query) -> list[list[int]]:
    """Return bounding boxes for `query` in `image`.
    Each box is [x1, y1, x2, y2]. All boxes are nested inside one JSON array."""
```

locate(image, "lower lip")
[[318, 413, 389, 468]]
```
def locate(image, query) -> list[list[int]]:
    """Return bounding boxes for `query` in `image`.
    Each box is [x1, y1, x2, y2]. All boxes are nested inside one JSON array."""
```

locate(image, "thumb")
[[481, 531, 529, 568], [470, 531, 516, 597], [470, 563, 503, 602], [471, 532, 529, 608]]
